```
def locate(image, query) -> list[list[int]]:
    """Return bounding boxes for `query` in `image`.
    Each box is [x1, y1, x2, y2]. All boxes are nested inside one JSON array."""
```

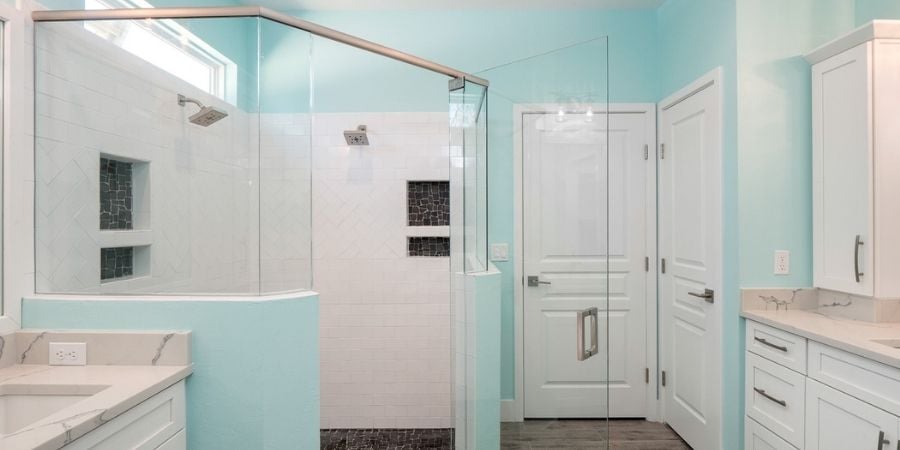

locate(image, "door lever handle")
[[527, 276, 551, 287], [688, 289, 715, 303]]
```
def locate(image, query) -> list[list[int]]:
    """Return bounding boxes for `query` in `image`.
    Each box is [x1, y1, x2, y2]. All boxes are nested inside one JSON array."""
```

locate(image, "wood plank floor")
[[501, 419, 691, 449]]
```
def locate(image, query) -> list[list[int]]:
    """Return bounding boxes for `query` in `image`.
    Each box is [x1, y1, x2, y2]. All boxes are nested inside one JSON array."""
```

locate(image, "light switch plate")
[[490, 243, 509, 262], [49, 342, 87, 366], [774, 250, 790, 275]]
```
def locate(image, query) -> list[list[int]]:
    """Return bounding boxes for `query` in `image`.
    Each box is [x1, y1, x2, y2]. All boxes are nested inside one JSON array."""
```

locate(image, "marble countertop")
[[742, 309, 900, 370], [0, 364, 192, 450]]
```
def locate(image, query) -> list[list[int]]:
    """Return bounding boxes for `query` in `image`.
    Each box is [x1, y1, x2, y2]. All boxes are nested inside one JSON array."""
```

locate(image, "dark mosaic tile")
[[407, 181, 450, 227], [321, 428, 453, 450], [408, 237, 450, 257], [101, 246, 133, 281], [100, 157, 134, 230]]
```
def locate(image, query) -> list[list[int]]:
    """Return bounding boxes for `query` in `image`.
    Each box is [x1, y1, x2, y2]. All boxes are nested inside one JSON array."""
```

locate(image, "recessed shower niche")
[[100, 156, 150, 230], [99, 155, 151, 283], [406, 181, 450, 257]]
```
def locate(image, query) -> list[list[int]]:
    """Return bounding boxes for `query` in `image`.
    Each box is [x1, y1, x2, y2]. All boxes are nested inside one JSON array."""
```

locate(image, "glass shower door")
[[477, 37, 612, 448]]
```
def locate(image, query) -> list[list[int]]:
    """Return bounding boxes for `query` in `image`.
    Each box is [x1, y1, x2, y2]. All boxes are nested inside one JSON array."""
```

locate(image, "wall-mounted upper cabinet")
[[806, 21, 900, 298]]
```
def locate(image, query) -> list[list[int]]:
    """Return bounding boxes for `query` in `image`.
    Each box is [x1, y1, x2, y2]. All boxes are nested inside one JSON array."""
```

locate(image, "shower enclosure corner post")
[[449, 75, 490, 450]]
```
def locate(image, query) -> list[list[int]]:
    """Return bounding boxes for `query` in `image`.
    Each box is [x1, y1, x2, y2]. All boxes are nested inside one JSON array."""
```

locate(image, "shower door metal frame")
[[31, 6, 489, 88]]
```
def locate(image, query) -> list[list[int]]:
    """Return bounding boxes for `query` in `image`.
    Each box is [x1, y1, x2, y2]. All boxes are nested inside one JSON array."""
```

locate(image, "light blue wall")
[[22, 295, 320, 450], [656, 0, 740, 447], [736, 0, 855, 289], [856, 0, 900, 23], [469, 269, 502, 449]]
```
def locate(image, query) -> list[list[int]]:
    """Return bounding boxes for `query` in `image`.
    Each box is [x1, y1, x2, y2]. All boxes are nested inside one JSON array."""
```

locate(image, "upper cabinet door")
[[812, 42, 874, 296]]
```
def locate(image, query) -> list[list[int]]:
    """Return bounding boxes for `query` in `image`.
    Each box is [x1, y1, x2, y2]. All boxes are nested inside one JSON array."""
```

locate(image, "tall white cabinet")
[[807, 21, 900, 298]]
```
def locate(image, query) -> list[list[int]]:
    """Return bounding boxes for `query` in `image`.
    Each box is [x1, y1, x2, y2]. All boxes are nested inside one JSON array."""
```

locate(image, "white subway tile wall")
[[313, 112, 452, 428], [33, 22, 313, 294]]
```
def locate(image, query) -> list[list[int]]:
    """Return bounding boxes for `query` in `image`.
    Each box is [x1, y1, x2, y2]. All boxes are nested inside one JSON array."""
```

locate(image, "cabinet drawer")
[[155, 428, 185, 450], [808, 341, 900, 416], [745, 417, 797, 450], [64, 380, 186, 449], [746, 352, 806, 448], [747, 320, 807, 373]]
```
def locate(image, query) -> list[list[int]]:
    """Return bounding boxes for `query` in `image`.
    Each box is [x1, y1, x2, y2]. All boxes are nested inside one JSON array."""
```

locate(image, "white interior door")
[[659, 72, 722, 450], [523, 109, 650, 418]]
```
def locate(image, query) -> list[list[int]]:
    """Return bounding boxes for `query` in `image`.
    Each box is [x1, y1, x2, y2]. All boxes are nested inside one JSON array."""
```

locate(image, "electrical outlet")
[[49, 342, 87, 366], [774, 250, 790, 275], [490, 243, 509, 262]]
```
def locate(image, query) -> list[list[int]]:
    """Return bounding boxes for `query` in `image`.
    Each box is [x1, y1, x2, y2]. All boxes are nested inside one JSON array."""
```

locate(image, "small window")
[[84, 0, 236, 102]]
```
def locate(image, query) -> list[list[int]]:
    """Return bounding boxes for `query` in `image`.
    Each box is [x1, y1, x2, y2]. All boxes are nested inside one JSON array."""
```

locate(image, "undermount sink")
[[870, 339, 900, 349], [0, 384, 110, 435]]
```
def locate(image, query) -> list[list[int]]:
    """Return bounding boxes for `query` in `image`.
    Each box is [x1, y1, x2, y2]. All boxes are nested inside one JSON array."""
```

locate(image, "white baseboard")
[[501, 399, 522, 422]]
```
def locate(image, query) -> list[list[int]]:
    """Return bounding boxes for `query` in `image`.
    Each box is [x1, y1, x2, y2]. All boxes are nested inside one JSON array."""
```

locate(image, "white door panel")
[[523, 110, 649, 418], [659, 73, 722, 450]]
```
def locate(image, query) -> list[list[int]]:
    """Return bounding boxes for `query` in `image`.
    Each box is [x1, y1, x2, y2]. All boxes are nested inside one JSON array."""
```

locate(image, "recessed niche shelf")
[[101, 245, 150, 283], [407, 237, 450, 257], [100, 155, 150, 231], [407, 181, 449, 227]]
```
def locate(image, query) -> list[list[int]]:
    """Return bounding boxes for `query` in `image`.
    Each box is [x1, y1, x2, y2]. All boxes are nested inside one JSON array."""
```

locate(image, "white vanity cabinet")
[[807, 21, 900, 298], [745, 320, 900, 450], [63, 380, 186, 450]]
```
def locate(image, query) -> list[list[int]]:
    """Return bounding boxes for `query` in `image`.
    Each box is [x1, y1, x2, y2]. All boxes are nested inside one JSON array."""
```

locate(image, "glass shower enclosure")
[[31, 6, 492, 449]]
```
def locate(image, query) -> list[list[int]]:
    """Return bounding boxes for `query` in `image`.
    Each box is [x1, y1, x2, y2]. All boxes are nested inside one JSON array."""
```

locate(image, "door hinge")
[[661, 370, 667, 387], [645, 256, 649, 272], [644, 144, 649, 160], [661, 258, 666, 274], [660, 143, 665, 160], [645, 367, 650, 384]]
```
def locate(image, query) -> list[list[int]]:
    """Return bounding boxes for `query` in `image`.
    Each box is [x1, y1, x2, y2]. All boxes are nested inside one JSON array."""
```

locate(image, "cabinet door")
[[806, 379, 898, 450], [812, 41, 874, 296], [745, 417, 796, 450]]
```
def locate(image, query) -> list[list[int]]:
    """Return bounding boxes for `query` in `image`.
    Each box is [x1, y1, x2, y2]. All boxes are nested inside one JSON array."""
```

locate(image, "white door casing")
[[521, 107, 653, 418], [658, 69, 723, 450]]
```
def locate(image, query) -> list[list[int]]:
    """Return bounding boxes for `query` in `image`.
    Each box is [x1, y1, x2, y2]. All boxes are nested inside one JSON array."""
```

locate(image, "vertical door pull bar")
[[576, 307, 599, 361]]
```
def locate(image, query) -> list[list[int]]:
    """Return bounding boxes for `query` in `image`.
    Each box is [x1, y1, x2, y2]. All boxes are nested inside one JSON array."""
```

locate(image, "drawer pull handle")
[[878, 431, 890, 449], [753, 388, 787, 407], [754, 337, 788, 353]]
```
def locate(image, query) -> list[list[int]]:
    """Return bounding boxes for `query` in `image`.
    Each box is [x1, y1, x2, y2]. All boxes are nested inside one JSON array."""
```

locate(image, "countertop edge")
[[3, 365, 192, 450], [741, 310, 900, 370]]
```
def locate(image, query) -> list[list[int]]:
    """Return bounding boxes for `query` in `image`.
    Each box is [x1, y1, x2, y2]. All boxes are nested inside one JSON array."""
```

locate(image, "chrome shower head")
[[343, 125, 369, 146], [178, 94, 228, 127]]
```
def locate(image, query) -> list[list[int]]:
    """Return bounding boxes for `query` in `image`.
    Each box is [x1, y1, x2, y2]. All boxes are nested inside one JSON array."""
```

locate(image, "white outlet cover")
[[49, 342, 87, 366], [774, 250, 790, 275], [490, 243, 509, 262]]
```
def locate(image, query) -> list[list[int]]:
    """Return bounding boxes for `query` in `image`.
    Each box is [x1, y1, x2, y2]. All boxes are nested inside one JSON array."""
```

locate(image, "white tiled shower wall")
[[313, 113, 452, 429], [33, 22, 312, 294]]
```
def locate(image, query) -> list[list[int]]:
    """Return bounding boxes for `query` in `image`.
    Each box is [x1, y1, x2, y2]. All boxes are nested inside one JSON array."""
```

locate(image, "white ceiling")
[[257, 0, 666, 11]]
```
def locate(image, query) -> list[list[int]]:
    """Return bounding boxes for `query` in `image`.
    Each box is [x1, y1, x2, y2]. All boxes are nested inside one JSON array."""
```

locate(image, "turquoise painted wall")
[[856, 0, 900, 23], [736, 1, 854, 289], [22, 296, 320, 450], [656, 0, 740, 447]]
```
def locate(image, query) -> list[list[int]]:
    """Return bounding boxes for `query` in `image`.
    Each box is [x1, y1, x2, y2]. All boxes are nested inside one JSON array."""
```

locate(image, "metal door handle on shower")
[[527, 276, 551, 287]]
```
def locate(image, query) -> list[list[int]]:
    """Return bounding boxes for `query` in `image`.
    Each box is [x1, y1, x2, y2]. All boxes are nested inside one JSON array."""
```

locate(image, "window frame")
[[84, 0, 238, 102]]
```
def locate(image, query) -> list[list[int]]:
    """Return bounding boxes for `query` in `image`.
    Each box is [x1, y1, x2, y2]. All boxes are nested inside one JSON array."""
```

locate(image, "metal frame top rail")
[[31, 6, 490, 87]]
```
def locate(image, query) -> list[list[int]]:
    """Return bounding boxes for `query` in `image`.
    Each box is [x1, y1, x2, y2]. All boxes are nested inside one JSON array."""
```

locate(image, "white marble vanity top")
[[0, 363, 192, 450], [742, 308, 900, 370]]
